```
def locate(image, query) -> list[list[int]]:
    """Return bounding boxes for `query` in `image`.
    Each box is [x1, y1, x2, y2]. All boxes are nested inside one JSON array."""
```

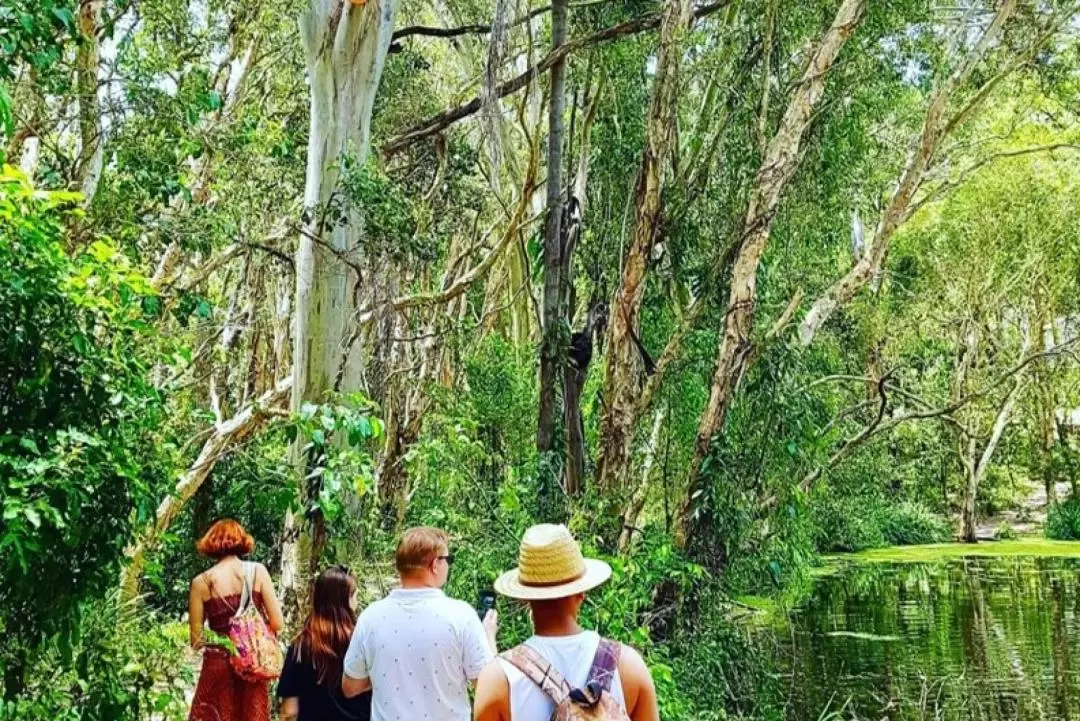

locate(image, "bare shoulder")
[[477, 658, 509, 689], [617, 643, 651, 678], [616, 644, 656, 698], [252, 562, 276, 591], [190, 573, 209, 599], [473, 659, 510, 721], [616, 644, 658, 721]]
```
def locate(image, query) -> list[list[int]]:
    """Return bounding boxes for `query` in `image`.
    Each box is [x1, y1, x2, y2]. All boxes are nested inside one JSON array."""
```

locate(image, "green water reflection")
[[783, 557, 1080, 720]]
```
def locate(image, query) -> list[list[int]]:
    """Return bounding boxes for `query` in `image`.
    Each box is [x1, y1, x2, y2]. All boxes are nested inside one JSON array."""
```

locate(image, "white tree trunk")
[[618, 405, 666, 553], [960, 377, 1026, 541], [281, 0, 401, 619]]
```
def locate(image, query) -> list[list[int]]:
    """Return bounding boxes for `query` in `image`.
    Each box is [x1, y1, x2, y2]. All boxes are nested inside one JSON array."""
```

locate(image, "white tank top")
[[497, 631, 627, 721]]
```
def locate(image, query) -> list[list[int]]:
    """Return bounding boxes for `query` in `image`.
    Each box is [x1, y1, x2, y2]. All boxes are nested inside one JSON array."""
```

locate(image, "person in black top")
[[278, 566, 371, 721]]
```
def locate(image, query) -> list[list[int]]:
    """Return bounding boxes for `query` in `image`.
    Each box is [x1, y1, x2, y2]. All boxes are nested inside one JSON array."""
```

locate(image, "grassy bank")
[[832, 538, 1080, 563]]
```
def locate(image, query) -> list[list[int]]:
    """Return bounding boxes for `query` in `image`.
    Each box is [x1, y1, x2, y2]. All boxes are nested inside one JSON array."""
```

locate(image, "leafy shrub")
[[812, 494, 950, 552], [0, 595, 192, 720], [1, 168, 170, 698], [878, 502, 952, 546], [812, 495, 887, 552], [1046, 495, 1080, 540]]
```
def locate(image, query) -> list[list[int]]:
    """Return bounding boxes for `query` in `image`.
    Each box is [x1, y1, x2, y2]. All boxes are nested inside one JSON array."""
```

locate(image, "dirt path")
[[975, 481, 1072, 540]]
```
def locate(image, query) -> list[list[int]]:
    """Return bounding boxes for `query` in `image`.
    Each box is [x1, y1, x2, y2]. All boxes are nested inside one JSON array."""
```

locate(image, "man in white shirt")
[[342, 527, 498, 721], [472, 524, 658, 721]]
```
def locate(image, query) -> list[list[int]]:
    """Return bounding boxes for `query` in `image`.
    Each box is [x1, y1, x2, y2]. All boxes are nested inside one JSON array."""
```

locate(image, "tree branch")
[[119, 376, 294, 600], [793, 337, 1079, 495], [389, 0, 608, 45], [381, 1, 732, 157]]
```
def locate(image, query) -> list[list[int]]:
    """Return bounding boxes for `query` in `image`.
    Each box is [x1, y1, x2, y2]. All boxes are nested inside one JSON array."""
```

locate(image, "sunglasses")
[[436, 553, 456, 565]]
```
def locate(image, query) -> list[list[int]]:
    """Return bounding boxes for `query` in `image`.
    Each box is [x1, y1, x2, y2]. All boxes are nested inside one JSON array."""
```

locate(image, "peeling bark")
[[618, 404, 666, 553], [75, 0, 104, 206], [597, 0, 694, 495], [678, 0, 866, 548], [536, 0, 570, 454], [281, 0, 401, 622]]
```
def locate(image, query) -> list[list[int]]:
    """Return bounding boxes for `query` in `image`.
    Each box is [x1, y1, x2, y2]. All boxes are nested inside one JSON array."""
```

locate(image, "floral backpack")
[[500, 639, 630, 721], [227, 562, 284, 682]]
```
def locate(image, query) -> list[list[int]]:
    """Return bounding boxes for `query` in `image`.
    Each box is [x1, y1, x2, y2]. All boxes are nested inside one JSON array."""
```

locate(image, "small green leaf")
[[50, 7, 76, 32]]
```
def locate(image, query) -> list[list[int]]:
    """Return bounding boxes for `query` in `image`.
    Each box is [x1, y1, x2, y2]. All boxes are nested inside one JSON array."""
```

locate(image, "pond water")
[[782, 557, 1080, 720]]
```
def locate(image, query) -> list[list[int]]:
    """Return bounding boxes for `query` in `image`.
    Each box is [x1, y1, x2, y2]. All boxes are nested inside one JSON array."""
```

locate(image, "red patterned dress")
[[188, 588, 271, 721]]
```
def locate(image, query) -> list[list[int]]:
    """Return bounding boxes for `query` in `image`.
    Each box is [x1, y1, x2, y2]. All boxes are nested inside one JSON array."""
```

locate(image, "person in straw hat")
[[473, 524, 658, 721]]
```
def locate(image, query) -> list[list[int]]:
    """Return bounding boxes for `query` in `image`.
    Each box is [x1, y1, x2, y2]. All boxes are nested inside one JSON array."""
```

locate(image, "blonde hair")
[[395, 527, 449, 574]]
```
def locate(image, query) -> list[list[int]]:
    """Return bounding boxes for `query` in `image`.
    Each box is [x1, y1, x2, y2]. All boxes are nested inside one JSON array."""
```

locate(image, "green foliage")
[[1045, 495, 1080, 541], [336, 157, 438, 264], [877, 502, 952, 547], [812, 493, 951, 553], [0, 596, 193, 720], [288, 394, 383, 520], [0, 0, 78, 84], [0, 167, 170, 698]]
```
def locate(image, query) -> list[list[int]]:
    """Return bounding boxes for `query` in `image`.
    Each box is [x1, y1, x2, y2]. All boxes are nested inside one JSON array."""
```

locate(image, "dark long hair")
[[293, 566, 358, 689]]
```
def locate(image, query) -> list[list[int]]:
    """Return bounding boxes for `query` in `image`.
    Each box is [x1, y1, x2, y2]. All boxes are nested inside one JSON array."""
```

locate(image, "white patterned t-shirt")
[[343, 588, 492, 721]]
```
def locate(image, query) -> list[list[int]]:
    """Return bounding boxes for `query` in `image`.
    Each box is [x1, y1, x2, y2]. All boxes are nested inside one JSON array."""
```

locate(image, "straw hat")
[[494, 524, 612, 600]]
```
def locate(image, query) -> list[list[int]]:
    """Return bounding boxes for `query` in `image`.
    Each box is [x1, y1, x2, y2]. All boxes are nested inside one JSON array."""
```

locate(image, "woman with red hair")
[[188, 519, 284, 721], [278, 565, 371, 721]]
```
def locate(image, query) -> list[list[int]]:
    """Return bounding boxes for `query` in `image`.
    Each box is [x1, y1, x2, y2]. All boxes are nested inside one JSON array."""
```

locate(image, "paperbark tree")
[[75, 0, 104, 205], [797, 0, 1022, 346], [280, 0, 401, 621], [677, 0, 866, 547], [596, 0, 694, 494], [536, 0, 570, 455]]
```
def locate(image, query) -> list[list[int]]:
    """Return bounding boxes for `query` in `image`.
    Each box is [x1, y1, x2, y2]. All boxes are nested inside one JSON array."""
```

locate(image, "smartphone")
[[477, 589, 496, 619]]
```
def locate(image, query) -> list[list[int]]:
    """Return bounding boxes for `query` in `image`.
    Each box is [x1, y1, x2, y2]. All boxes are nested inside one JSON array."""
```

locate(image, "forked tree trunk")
[[677, 0, 865, 548], [597, 0, 693, 495], [960, 378, 1026, 542], [281, 0, 400, 623]]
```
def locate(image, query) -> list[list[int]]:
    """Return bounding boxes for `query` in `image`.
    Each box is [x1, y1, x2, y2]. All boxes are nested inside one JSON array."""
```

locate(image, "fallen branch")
[[119, 376, 293, 600]]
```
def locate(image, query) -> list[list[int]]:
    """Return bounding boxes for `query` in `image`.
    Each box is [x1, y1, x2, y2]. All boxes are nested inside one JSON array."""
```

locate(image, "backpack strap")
[[500, 644, 572, 705], [586, 639, 621, 693]]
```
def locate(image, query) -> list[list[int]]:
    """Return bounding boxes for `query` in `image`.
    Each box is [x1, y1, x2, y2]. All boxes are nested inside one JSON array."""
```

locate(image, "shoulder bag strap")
[[585, 639, 621, 693], [500, 644, 572, 705], [235, 561, 254, 617]]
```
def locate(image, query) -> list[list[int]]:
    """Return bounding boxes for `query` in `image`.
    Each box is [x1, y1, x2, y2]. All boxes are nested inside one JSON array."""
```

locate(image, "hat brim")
[[494, 559, 612, 601]]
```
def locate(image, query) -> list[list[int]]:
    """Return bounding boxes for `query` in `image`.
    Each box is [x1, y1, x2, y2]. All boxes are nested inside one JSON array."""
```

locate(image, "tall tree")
[[596, 0, 694, 494], [281, 0, 401, 618], [536, 0, 570, 456], [678, 0, 866, 547]]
